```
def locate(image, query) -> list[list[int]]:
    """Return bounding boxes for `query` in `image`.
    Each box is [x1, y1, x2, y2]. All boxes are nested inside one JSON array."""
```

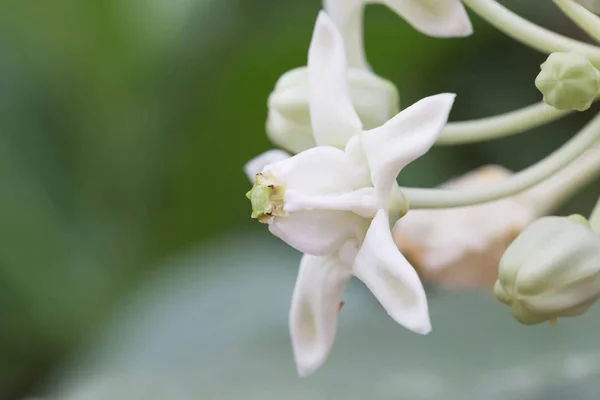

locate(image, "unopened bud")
[[535, 51, 600, 111], [266, 67, 399, 153], [494, 215, 600, 325]]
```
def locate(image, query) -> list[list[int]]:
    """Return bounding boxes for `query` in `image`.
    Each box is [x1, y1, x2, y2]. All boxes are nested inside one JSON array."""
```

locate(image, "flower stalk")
[[589, 194, 600, 233], [404, 111, 600, 209], [462, 0, 600, 66]]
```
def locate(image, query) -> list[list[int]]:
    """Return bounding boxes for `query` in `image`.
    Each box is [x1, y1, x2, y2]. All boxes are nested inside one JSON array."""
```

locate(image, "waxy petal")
[[264, 146, 369, 194], [244, 149, 291, 183], [289, 254, 352, 377], [353, 209, 431, 334], [308, 11, 362, 148], [361, 93, 455, 198], [323, 0, 368, 69], [269, 210, 369, 255], [284, 187, 379, 218], [383, 0, 473, 37]]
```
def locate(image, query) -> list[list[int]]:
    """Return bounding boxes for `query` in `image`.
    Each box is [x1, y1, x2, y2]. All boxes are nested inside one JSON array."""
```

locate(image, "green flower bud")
[[246, 173, 286, 223], [535, 51, 600, 111], [494, 215, 600, 325]]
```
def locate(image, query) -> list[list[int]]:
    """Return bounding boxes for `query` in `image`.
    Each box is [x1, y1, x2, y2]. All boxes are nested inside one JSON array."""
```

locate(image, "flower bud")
[[494, 215, 600, 325], [535, 51, 600, 111], [266, 67, 399, 153]]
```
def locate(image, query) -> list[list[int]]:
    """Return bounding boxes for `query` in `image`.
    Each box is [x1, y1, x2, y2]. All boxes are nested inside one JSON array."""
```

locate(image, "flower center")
[[246, 172, 286, 223]]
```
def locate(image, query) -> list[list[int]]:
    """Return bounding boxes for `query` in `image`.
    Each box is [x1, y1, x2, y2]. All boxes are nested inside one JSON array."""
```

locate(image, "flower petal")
[[353, 209, 431, 334], [269, 210, 369, 255], [289, 254, 352, 377], [382, 0, 473, 37], [244, 150, 291, 183], [266, 109, 316, 154], [263, 146, 370, 194], [308, 11, 362, 148], [323, 0, 369, 69], [361, 93, 455, 198], [284, 187, 379, 218]]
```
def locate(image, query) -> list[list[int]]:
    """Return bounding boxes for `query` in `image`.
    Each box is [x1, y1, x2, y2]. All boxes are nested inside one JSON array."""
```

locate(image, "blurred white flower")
[[246, 12, 455, 377], [392, 166, 538, 291], [267, 0, 472, 153], [393, 141, 600, 292]]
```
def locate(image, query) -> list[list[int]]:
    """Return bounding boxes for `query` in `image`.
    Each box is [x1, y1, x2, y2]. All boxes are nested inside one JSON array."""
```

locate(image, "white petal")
[[269, 210, 369, 255], [361, 93, 455, 198], [308, 11, 362, 148], [244, 150, 291, 183], [353, 209, 431, 334], [266, 109, 316, 154], [284, 187, 379, 218], [383, 0, 473, 37], [264, 146, 369, 194], [323, 0, 369, 69], [289, 254, 352, 377], [266, 68, 317, 153]]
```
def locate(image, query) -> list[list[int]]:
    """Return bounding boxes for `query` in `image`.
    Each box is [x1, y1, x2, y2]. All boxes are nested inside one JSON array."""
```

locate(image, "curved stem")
[[589, 194, 600, 233], [462, 0, 600, 66], [438, 102, 572, 145], [404, 111, 600, 209], [554, 0, 600, 44], [525, 143, 600, 215]]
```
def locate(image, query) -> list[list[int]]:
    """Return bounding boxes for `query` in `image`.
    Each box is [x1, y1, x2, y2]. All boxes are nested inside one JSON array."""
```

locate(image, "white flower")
[[267, 67, 399, 153], [246, 11, 455, 376], [267, 0, 472, 154], [392, 166, 538, 291], [325, 0, 473, 66]]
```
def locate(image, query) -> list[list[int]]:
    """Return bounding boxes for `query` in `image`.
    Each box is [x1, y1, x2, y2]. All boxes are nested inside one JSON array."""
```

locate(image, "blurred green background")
[[1, 0, 600, 399]]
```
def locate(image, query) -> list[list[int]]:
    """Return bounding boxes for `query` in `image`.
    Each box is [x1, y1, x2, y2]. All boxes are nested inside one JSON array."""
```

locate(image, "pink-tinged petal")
[[353, 209, 431, 334], [289, 254, 352, 377], [308, 11, 362, 148]]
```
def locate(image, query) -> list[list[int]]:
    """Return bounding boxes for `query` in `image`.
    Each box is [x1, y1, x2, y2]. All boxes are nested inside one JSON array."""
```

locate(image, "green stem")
[[525, 143, 600, 215], [554, 0, 600, 44], [462, 0, 600, 66], [438, 102, 571, 145], [589, 194, 600, 233], [404, 111, 600, 209]]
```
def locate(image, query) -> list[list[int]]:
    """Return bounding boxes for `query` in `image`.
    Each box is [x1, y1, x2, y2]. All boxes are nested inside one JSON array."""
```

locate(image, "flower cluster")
[[244, 0, 600, 377]]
